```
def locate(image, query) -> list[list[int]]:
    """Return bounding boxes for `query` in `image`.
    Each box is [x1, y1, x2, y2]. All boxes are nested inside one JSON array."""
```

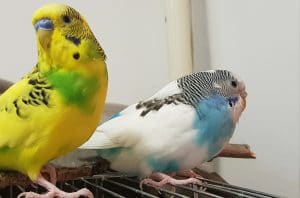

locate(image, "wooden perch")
[[0, 165, 94, 188], [0, 158, 110, 188], [215, 144, 256, 159], [0, 161, 228, 189]]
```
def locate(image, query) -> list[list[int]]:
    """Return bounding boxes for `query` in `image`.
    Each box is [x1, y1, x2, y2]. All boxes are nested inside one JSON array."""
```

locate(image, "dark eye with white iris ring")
[[231, 80, 237, 88], [63, 15, 71, 23]]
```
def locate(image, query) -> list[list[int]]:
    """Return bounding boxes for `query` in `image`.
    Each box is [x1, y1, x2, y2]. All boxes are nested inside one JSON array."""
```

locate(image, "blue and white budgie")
[[80, 70, 247, 186]]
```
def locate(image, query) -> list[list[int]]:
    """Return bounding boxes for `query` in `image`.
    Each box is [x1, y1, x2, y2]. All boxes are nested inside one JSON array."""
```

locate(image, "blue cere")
[[35, 19, 53, 31]]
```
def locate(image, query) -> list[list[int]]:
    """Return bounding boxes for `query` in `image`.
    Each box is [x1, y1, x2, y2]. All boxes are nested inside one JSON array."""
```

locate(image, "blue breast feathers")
[[146, 156, 179, 173], [193, 95, 235, 156]]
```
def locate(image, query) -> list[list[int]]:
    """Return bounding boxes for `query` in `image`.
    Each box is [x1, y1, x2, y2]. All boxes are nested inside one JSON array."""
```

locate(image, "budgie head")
[[178, 70, 247, 123], [32, 4, 106, 73]]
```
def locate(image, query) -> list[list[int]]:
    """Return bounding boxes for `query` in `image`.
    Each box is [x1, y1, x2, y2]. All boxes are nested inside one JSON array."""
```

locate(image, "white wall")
[[192, 1, 299, 197], [0, 0, 170, 105]]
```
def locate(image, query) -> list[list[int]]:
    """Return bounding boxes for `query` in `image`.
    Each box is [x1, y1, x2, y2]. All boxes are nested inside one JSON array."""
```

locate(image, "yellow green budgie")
[[0, 4, 107, 198]]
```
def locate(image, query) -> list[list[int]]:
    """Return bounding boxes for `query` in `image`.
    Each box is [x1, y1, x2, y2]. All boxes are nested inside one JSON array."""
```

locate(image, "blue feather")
[[227, 97, 238, 104], [146, 156, 179, 173], [193, 95, 235, 156], [108, 112, 121, 120]]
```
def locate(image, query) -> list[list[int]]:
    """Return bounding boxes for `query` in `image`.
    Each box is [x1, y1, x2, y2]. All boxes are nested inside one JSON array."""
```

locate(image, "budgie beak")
[[239, 81, 247, 109], [230, 80, 247, 123], [238, 81, 247, 111], [34, 19, 53, 31], [34, 19, 53, 49], [240, 90, 247, 111]]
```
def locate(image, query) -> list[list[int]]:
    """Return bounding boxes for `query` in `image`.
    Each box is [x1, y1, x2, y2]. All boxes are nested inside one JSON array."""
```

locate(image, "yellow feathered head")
[[32, 4, 106, 73]]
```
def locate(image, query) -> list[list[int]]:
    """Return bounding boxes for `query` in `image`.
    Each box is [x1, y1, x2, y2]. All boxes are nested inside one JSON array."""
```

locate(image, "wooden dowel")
[[215, 144, 256, 159]]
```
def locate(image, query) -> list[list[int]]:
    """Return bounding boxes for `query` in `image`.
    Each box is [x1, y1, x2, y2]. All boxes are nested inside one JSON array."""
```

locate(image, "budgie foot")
[[140, 172, 202, 189], [40, 164, 57, 184], [17, 176, 93, 198], [175, 169, 203, 179]]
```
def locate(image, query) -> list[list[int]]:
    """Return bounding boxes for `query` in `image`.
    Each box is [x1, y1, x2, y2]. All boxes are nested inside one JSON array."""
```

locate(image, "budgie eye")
[[231, 80, 237, 88], [62, 15, 71, 23]]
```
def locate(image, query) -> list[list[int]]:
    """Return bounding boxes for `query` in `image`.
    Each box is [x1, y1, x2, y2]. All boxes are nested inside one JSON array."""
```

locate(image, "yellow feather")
[[0, 4, 107, 180]]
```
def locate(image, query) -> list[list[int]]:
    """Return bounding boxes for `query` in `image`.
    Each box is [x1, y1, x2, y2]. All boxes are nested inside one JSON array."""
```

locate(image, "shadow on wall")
[[191, 0, 211, 72]]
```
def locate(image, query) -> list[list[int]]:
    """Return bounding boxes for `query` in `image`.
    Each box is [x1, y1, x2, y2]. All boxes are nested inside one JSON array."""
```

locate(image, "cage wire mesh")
[[0, 171, 281, 198]]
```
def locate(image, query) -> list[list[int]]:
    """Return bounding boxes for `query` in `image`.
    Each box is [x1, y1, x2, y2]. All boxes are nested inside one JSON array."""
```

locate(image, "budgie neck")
[[194, 95, 235, 156], [33, 52, 107, 110], [36, 46, 106, 74]]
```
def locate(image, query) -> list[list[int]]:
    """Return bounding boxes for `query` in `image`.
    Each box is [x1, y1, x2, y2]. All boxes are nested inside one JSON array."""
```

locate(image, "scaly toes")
[[17, 188, 94, 198], [68, 188, 94, 198], [17, 191, 51, 198]]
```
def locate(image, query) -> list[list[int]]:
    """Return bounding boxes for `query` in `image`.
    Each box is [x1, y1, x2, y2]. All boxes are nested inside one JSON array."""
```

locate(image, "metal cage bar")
[[0, 172, 282, 198]]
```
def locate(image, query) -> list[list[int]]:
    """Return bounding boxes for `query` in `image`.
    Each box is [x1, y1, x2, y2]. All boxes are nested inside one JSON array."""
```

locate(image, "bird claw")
[[40, 164, 57, 185], [17, 188, 93, 198], [140, 172, 202, 189], [175, 169, 203, 179], [18, 175, 93, 198], [17, 191, 49, 198]]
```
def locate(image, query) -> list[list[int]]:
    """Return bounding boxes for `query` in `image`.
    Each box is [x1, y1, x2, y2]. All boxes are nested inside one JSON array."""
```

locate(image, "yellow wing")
[[0, 71, 57, 177]]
